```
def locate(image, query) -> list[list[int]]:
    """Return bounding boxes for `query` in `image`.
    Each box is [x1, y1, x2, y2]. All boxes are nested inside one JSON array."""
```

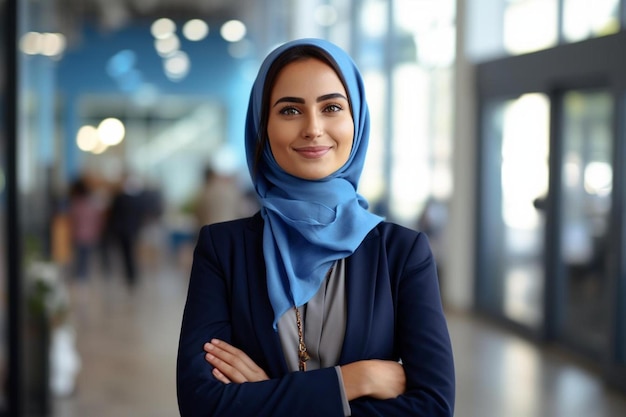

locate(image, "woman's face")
[[267, 58, 354, 180]]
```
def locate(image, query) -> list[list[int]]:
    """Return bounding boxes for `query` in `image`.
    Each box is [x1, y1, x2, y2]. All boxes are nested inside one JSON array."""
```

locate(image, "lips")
[[295, 146, 331, 159]]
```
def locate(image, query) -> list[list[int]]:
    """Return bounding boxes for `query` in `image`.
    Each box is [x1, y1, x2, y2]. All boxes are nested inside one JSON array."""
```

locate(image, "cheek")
[[267, 118, 294, 145], [337, 123, 355, 154], [266, 121, 281, 148], [266, 124, 291, 162]]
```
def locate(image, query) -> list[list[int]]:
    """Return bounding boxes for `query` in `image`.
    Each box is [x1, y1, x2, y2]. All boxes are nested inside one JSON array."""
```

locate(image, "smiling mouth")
[[295, 146, 331, 159]]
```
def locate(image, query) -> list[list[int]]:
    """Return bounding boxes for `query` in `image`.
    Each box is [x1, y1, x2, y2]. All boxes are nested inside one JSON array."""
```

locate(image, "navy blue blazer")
[[177, 213, 455, 416]]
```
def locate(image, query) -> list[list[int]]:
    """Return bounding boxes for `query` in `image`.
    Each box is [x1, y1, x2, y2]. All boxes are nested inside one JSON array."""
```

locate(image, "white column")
[[443, 0, 479, 311]]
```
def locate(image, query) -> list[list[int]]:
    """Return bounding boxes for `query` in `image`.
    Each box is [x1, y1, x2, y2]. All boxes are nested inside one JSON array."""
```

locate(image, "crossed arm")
[[177, 224, 455, 416], [203, 338, 406, 400]]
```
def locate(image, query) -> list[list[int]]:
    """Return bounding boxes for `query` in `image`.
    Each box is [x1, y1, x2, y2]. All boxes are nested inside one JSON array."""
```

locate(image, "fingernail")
[[205, 343, 214, 351], [211, 339, 220, 345]]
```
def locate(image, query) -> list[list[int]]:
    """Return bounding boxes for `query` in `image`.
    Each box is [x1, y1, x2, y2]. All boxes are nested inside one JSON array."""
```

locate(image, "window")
[[357, 0, 455, 226], [562, 0, 620, 43], [503, 0, 558, 54]]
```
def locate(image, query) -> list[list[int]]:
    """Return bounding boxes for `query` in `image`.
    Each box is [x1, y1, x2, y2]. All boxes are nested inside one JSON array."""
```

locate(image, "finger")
[[206, 341, 262, 378], [212, 367, 232, 384], [205, 341, 269, 382], [210, 339, 262, 371], [205, 342, 249, 371], [205, 351, 247, 383]]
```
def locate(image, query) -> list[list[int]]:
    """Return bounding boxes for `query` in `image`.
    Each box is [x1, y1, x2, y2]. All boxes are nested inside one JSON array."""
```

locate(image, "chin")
[[293, 171, 329, 181]]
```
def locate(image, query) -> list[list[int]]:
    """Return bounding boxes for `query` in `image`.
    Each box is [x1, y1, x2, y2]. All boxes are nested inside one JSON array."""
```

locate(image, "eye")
[[323, 104, 343, 113], [278, 106, 300, 116]]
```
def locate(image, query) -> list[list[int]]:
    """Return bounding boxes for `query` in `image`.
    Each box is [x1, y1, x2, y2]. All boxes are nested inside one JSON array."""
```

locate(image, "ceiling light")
[[40, 32, 66, 56], [151, 18, 176, 39], [154, 34, 180, 57], [97, 118, 126, 146], [220, 20, 247, 42], [20, 32, 42, 55], [76, 125, 99, 152], [164, 51, 190, 81], [183, 19, 209, 41]]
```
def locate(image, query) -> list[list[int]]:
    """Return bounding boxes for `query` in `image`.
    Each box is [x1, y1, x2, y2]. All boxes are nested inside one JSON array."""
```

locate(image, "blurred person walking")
[[194, 164, 246, 227], [65, 175, 105, 321], [108, 172, 146, 290], [67, 176, 104, 283]]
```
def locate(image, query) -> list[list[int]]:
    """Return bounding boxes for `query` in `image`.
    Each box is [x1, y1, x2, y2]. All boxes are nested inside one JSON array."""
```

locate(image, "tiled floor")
[[51, 251, 626, 417], [52, 256, 189, 417]]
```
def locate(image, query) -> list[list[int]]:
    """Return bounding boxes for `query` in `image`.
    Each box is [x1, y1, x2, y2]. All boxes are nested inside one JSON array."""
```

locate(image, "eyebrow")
[[273, 93, 348, 107]]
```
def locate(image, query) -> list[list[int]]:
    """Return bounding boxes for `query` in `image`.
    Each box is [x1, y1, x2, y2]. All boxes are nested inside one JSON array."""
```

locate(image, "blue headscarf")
[[245, 38, 383, 329]]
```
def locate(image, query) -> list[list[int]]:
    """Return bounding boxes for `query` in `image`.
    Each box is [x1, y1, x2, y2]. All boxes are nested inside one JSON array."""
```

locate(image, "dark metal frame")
[[3, 0, 22, 415]]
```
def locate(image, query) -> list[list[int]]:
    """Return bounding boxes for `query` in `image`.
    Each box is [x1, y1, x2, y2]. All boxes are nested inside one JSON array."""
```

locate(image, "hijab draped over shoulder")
[[245, 38, 383, 329]]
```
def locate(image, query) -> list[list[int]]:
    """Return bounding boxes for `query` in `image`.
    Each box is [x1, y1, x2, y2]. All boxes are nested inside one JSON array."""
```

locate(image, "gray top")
[[277, 258, 351, 415]]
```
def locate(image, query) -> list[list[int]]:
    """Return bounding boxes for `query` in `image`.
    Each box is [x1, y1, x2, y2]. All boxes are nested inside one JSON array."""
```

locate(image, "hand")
[[204, 339, 269, 384], [340, 360, 405, 400]]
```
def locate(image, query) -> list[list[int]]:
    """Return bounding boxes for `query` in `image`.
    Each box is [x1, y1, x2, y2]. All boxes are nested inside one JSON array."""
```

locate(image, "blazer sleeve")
[[176, 225, 348, 417], [349, 231, 455, 417]]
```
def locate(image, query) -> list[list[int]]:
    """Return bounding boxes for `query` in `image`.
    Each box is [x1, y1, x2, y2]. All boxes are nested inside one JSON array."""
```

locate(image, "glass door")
[[478, 93, 550, 330], [557, 89, 613, 356]]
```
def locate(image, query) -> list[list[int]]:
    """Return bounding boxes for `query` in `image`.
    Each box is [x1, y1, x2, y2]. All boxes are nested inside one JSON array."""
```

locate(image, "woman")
[[67, 176, 103, 282], [177, 38, 455, 417]]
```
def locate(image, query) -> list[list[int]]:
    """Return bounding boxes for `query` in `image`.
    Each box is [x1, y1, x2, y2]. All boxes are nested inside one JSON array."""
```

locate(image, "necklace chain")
[[294, 306, 310, 371]]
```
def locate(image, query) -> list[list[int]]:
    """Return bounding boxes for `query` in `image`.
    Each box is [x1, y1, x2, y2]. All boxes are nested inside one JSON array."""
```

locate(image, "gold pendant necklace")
[[294, 306, 310, 371]]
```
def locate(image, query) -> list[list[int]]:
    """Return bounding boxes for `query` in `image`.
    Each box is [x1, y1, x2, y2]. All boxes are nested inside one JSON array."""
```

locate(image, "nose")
[[302, 114, 323, 139]]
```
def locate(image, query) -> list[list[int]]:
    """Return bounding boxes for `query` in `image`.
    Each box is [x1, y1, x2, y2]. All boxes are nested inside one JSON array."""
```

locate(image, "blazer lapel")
[[244, 215, 289, 377], [339, 228, 381, 364]]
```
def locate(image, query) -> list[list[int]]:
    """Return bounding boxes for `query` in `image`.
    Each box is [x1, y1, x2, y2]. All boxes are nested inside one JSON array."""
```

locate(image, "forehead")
[[270, 58, 346, 96]]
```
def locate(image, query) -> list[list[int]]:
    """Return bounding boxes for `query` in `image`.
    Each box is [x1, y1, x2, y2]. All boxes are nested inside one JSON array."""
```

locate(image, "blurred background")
[[1, 0, 626, 416]]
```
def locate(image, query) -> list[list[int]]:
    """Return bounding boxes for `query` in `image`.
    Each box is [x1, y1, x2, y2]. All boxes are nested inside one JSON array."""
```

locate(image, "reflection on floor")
[[51, 256, 626, 417]]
